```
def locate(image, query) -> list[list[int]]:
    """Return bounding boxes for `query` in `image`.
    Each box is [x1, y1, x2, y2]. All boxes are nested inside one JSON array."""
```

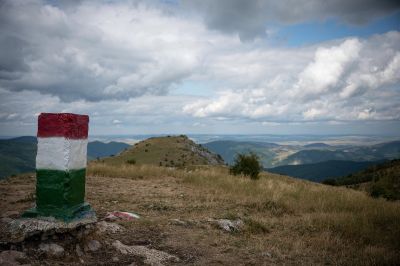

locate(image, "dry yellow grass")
[[2, 163, 398, 265], [87, 161, 400, 265]]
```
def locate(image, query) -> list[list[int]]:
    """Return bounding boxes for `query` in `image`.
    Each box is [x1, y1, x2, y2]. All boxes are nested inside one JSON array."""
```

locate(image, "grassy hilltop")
[[1, 135, 399, 265], [104, 135, 224, 167]]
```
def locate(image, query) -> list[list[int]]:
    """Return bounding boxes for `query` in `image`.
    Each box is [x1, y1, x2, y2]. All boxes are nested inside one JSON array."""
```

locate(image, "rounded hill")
[[103, 135, 225, 167]]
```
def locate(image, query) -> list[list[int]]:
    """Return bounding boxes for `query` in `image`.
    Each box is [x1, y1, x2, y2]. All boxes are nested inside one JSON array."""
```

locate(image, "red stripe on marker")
[[37, 113, 89, 139]]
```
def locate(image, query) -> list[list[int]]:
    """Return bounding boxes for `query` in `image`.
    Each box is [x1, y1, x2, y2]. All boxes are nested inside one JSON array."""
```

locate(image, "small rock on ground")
[[262, 251, 272, 257], [112, 240, 179, 266], [96, 221, 124, 234], [208, 218, 244, 232], [39, 243, 64, 258], [85, 239, 101, 252]]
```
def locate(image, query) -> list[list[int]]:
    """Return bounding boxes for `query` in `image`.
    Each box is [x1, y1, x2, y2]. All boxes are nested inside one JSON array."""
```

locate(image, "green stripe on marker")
[[23, 168, 90, 221], [36, 168, 86, 209]]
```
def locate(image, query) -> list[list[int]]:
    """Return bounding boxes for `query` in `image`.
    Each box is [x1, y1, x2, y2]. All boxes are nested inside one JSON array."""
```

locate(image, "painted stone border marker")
[[23, 113, 94, 221]]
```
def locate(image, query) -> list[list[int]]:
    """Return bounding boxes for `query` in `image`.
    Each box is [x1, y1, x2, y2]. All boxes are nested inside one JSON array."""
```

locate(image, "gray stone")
[[96, 221, 124, 234], [85, 239, 101, 252], [262, 251, 272, 257], [39, 243, 64, 258], [0, 212, 97, 244], [208, 218, 243, 232], [112, 240, 179, 266]]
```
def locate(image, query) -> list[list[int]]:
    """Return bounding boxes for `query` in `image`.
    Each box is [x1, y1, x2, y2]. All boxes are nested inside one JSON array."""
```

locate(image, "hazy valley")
[[2, 135, 400, 183]]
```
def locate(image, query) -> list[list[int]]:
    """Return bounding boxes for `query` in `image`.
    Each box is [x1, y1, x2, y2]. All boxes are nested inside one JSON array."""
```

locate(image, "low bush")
[[230, 152, 262, 180], [126, 159, 136, 165]]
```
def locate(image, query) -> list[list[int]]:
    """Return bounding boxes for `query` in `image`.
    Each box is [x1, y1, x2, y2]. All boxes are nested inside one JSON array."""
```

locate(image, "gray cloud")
[[0, 87, 201, 135], [0, 0, 204, 101], [184, 0, 400, 40], [1, 0, 398, 102], [183, 31, 400, 122]]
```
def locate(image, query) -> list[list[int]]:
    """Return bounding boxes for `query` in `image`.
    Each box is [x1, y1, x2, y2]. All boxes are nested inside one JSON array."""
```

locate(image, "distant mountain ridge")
[[203, 140, 281, 167], [267, 160, 384, 182], [0, 137, 130, 179], [280, 140, 400, 165], [204, 139, 400, 168], [87, 141, 130, 159], [0, 137, 37, 179], [303, 143, 332, 148], [6, 136, 37, 143]]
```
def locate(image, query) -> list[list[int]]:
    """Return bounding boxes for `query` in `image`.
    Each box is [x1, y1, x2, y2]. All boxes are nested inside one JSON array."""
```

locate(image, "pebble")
[[262, 251, 272, 258], [86, 239, 102, 252], [39, 243, 65, 258], [209, 218, 244, 232], [96, 221, 124, 233], [113, 240, 179, 265]]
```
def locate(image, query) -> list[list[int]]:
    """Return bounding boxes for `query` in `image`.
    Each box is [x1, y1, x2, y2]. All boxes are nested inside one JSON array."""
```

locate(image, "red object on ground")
[[105, 211, 140, 221], [37, 113, 89, 139]]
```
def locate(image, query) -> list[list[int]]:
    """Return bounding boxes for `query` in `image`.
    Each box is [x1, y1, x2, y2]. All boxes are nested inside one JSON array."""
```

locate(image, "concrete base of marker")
[[1, 209, 97, 244], [22, 202, 93, 222]]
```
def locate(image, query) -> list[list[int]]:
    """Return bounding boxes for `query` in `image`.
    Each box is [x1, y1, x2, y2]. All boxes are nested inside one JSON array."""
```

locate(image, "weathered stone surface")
[[85, 239, 101, 252], [0, 213, 97, 244], [39, 243, 65, 258], [0, 250, 29, 266], [208, 218, 244, 232], [112, 240, 179, 266], [96, 221, 124, 234]]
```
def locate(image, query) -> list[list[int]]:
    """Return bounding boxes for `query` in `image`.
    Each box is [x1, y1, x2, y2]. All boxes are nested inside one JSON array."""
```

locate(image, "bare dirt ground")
[[1, 171, 399, 265]]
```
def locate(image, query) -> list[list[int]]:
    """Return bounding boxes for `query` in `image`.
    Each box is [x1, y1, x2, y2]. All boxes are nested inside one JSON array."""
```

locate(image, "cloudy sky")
[[0, 0, 399, 136]]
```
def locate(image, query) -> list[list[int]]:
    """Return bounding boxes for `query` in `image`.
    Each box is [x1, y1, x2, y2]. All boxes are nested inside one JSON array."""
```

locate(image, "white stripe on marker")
[[36, 137, 88, 171]]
